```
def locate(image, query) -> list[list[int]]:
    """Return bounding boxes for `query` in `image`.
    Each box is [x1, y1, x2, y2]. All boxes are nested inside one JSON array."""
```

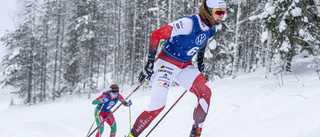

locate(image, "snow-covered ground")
[[1, 57, 320, 137]]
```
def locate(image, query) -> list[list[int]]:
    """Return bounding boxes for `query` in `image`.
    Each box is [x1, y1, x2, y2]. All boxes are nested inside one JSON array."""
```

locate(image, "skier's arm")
[[92, 94, 106, 105], [197, 43, 206, 63], [197, 43, 207, 73], [138, 24, 174, 83], [148, 25, 173, 61], [118, 94, 132, 107]]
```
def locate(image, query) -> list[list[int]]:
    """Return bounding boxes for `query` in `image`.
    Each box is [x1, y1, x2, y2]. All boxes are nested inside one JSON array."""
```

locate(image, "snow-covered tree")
[[263, 0, 320, 73], [1, 0, 44, 104]]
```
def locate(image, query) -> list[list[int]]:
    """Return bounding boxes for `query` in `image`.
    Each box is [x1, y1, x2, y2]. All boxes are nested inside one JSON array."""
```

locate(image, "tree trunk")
[[88, 0, 97, 99], [157, 1, 160, 29], [131, 0, 137, 85], [232, 0, 242, 79], [103, 15, 109, 88], [286, 38, 294, 71], [265, 0, 274, 79], [121, 0, 126, 88], [113, 0, 117, 83], [27, 38, 35, 105], [173, 0, 176, 21], [52, 0, 62, 101], [117, 0, 122, 84], [57, 0, 66, 97], [249, 21, 257, 72], [41, 1, 50, 101], [104, 50, 108, 89], [169, 0, 172, 22]]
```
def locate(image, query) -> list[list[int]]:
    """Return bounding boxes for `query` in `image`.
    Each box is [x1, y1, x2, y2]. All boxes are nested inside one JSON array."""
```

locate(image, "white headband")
[[206, 0, 226, 10]]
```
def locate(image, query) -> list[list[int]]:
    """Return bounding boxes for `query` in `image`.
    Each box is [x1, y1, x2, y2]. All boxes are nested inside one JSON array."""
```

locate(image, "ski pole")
[[146, 90, 188, 137], [86, 103, 104, 137], [129, 100, 132, 130], [87, 80, 146, 137]]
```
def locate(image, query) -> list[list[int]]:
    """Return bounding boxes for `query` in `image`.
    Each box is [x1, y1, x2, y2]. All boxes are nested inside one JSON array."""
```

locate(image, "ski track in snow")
[[1, 57, 320, 137]]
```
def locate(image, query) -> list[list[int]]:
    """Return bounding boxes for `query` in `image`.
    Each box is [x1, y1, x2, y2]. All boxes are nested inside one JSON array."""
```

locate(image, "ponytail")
[[198, 0, 216, 23]]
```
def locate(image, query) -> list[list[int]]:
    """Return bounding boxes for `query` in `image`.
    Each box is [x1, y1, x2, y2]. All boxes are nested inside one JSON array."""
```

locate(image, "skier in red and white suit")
[[128, 0, 226, 136]]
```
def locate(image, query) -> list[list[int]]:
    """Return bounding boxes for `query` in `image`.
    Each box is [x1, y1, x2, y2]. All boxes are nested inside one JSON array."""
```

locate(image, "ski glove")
[[198, 62, 205, 74], [138, 60, 154, 83], [101, 97, 109, 103], [128, 100, 132, 106]]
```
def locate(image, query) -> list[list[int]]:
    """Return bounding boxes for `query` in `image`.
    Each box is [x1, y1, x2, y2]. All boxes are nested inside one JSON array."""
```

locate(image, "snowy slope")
[[1, 57, 320, 137]]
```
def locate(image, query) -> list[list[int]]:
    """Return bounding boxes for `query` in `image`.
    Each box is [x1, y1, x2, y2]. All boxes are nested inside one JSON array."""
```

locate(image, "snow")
[[8, 48, 21, 60], [208, 39, 217, 50], [148, 7, 159, 12], [280, 40, 289, 52], [266, 5, 275, 15], [291, 7, 302, 17], [299, 29, 305, 36], [261, 30, 268, 43], [279, 20, 287, 33], [1, 57, 320, 137]]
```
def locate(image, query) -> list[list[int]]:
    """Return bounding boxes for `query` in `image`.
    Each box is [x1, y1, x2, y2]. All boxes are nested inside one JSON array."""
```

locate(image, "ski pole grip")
[[139, 79, 147, 86]]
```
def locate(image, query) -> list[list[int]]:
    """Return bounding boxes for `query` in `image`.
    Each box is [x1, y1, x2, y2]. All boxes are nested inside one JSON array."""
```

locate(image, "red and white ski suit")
[[130, 15, 215, 136]]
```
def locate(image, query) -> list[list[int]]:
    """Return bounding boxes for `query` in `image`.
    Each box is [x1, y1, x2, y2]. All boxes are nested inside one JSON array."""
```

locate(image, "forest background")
[[1, 0, 319, 105]]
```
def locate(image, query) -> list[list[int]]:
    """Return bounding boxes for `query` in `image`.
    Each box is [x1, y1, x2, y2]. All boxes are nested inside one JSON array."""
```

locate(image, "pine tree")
[[1, 0, 44, 104], [263, 0, 319, 73]]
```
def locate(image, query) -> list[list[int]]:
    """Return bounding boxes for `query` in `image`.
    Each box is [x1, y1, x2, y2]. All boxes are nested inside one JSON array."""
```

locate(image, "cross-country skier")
[[92, 84, 132, 137], [127, 0, 226, 136]]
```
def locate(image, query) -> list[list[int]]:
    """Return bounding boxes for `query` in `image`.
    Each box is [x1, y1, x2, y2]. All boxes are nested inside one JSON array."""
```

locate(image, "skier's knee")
[[110, 122, 117, 134], [190, 75, 212, 101], [147, 96, 167, 111], [98, 126, 104, 134]]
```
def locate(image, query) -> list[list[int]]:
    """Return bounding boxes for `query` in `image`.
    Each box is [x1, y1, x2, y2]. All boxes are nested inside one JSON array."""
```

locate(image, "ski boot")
[[189, 127, 202, 137]]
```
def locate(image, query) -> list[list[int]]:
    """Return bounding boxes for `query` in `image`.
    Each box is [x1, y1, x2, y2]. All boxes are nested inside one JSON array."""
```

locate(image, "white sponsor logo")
[[195, 33, 207, 45], [136, 115, 153, 133], [109, 101, 115, 106]]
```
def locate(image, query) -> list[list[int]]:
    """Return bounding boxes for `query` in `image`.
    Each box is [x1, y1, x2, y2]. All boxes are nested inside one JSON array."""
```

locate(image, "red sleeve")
[[95, 94, 106, 100], [118, 94, 124, 101], [148, 25, 173, 61], [118, 94, 127, 105]]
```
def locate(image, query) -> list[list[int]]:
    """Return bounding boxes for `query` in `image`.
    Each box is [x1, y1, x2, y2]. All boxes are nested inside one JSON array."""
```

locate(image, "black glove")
[[138, 60, 154, 83], [198, 62, 205, 74]]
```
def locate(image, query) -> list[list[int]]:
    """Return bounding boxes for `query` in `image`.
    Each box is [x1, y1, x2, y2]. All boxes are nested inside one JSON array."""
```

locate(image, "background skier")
[[92, 84, 132, 137]]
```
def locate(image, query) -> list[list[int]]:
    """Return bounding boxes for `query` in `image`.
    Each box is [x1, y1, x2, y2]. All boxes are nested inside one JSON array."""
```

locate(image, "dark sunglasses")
[[212, 9, 226, 16]]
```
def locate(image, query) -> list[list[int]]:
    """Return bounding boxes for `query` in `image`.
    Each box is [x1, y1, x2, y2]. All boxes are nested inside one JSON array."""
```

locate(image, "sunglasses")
[[212, 9, 226, 16], [111, 92, 118, 96]]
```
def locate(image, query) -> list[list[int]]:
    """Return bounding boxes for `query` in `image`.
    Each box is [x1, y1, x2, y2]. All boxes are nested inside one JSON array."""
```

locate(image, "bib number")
[[187, 47, 199, 56]]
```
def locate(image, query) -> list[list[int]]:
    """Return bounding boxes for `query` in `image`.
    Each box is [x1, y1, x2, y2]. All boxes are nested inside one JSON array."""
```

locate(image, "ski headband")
[[110, 87, 119, 93], [206, 0, 226, 10]]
